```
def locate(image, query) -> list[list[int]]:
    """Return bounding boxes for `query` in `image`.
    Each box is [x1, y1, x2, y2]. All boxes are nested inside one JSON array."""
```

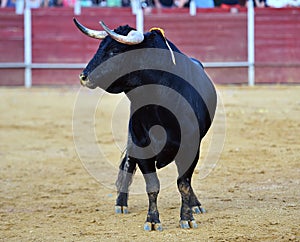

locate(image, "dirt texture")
[[0, 86, 299, 241]]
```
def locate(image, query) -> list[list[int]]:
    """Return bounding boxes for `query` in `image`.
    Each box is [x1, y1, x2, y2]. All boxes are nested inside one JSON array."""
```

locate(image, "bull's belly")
[[128, 103, 208, 169]]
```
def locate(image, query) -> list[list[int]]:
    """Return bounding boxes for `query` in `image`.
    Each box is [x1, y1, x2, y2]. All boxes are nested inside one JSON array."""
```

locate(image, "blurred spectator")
[[42, 0, 64, 6], [106, 0, 121, 6], [153, 0, 192, 8], [256, 0, 266, 7], [266, 0, 286, 6], [176, 0, 190, 7], [220, 0, 240, 8], [194, 0, 214, 7], [246, 0, 266, 7], [287, 0, 300, 6], [1, 0, 42, 7], [53, 0, 63, 6], [80, 0, 93, 6], [1, 0, 15, 7], [27, 0, 42, 7], [267, 0, 300, 6], [153, 0, 174, 8], [63, 0, 75, 6], [121, 0, 130, 6]]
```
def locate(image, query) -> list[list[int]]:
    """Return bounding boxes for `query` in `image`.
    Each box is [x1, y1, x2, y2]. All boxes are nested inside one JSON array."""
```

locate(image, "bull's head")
[[73, 18, 145, 89]]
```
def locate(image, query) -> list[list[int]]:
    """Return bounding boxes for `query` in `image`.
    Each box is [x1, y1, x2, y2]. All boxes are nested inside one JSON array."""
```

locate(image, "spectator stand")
[[0, 1, 299, 86]]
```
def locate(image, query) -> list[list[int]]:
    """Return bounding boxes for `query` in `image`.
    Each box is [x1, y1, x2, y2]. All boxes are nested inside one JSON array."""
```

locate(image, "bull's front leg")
[[115, 155, 136, 214], [143, 174, 162, 231], [139, 161, 162, 231]]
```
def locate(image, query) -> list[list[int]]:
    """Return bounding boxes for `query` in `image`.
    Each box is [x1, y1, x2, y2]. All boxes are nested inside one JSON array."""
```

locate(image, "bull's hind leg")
[[177, 176, 198, 229], [138, 159, 162, 232], [115, 155, 137, 214], [190, 188, 206, 214], [176, 150, 205, 229]]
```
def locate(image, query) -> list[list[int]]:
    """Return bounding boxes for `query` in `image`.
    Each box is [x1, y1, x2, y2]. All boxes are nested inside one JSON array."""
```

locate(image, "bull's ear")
[[144, 31, 156, 41], [149, 28, 166, 39]]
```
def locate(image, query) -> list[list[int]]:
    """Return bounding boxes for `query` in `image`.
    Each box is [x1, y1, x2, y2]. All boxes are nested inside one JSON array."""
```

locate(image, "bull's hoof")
[[179, 220, 190, 229], [179, 220, 198, 229], [144, 222, 163, 231], [144, 222, 152, 231], [154, 223, 163, 231], [115, 205, 128, 214], [189, 220, 198, 228], [192, 206, 206, 214]]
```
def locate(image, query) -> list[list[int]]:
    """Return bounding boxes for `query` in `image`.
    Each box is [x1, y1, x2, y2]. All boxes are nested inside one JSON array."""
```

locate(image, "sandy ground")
[[0, 85, 299, 241]]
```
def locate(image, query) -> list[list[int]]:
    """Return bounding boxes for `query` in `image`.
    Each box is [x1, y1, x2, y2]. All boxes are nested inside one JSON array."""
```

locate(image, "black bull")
[[74, 19, 217, 231]]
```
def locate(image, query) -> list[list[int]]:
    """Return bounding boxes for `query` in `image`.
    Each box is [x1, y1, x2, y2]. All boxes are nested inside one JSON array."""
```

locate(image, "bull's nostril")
[[79, 73, 87, 81]]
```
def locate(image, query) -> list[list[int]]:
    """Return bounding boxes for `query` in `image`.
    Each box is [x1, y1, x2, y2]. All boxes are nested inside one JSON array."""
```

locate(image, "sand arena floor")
[[0, 85, 299, 241]]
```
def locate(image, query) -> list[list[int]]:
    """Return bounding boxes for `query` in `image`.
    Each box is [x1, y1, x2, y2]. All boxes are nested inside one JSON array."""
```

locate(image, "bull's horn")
[[73, 18, 107, 40], [99, 21, 144, 45]]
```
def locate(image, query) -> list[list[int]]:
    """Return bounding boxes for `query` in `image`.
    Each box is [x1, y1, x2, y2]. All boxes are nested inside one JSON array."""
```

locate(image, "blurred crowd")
[[1, 0, 300, 9]]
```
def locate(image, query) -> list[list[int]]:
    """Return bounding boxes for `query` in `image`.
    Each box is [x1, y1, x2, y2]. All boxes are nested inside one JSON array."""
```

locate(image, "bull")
[[73, 18, 217, 231]]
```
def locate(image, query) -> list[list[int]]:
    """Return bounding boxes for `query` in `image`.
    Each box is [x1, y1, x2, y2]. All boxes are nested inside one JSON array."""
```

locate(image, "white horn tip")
[[128, 31, 144, 44]]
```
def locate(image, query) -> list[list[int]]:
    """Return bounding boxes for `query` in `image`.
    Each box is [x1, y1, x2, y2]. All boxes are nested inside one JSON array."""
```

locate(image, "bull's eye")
[[108, 48, 120, 57]]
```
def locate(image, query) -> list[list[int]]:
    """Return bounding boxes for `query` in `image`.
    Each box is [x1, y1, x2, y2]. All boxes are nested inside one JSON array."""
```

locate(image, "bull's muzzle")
[[79, 73, 88, 87], [79, 73, 97, 89]]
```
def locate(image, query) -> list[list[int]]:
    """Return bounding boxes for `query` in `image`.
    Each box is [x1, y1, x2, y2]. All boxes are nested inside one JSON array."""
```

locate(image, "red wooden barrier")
[[31, 8, 135, 85], [144, 10, 248, 84], [0, 9, 24, 85], [0, 7, 299, 86], [255, 8, 300, 83]]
